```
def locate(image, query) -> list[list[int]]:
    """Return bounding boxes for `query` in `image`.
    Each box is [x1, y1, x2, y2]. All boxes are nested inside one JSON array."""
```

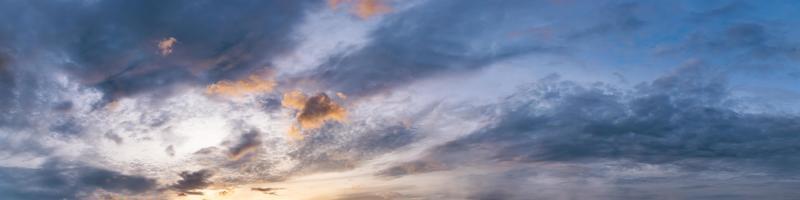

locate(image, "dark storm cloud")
[[228, 129, 262, 160], [386, 64, 800, 179], [0, 0, 323, 103], [169, 169, 214, 194], [311, 0, 566, 97], [0, 160, 157, 199]]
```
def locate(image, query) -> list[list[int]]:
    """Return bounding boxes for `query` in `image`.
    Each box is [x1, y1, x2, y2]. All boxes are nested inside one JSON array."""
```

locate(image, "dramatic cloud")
[[2, 1, 800, 199], [311, 0, 564, 98], [281, 91, 347, 140], [0, 0, 323, 103], [0, 161, 157, 199]]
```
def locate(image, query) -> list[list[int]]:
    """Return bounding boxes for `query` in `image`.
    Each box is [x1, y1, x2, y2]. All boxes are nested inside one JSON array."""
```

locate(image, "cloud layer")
[[1, 0, 800, 199]]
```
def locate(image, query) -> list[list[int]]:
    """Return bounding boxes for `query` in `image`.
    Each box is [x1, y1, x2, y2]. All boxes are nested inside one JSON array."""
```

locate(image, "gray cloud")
[[375, 159, 448, 178], [250, 187, 282, 195], [290, 124, 418, 174], [311, 0, 565, 97], [0, 160, 157, 199], [429, 64, 800, 168], [0, 0, 324, 104], [566, 2, 644, 40], [377, 64, 800, 198], [169, 169, 214, 194], [228, 129, 262, 160], [104, 132, 123, 145]]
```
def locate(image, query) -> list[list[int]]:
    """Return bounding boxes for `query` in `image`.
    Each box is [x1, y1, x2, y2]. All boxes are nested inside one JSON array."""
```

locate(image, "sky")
[[1, 0, 800, 199]]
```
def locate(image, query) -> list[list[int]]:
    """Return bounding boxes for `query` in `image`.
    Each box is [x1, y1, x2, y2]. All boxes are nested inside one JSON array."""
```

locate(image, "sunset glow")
[[2, 0, 800, 199]]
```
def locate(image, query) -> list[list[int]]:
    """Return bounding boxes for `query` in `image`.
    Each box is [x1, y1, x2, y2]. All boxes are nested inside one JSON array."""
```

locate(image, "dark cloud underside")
[[0, 161, 157, 199], [0, 0, 323, 103]]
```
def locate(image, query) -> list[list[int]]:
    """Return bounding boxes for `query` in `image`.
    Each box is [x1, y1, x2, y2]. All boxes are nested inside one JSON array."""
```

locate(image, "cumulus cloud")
[[281, 91, 347, 140]]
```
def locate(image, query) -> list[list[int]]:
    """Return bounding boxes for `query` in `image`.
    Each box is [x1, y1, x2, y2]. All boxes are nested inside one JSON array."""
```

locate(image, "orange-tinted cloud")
[[328, 0, 391, 19], [281, 91, 348, 140], [158, 37, 177, 56], [354, 0, 391, 19], [297, 93, 347, 129], [281, 90, 308, 110], [206, 75, 276, 97]]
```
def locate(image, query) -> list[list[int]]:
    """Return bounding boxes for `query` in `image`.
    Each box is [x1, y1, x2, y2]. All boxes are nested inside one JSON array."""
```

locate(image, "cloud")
[[281, 91, 347, 139], [169, 169, 214, 194], [565, 2, 644, 40], [104, 132, 123, 145], [165, 145, 176, 157], [659, 22, 800, 74], [228, 129, 262, 160], [376, 160, 448, 178], [0, 160, 158, 199], [397, 64, 800, 179], [329, 0, 392, 19], [290, 124, 418, 174], [296, 93, 347, 129], [0, 0, 323, 102], [251, 187, 282, 195], [281, 90, 308, 110], [206, 74, 276, 97], [157, 37, 177, 56], [311, 0, 564, 98]]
